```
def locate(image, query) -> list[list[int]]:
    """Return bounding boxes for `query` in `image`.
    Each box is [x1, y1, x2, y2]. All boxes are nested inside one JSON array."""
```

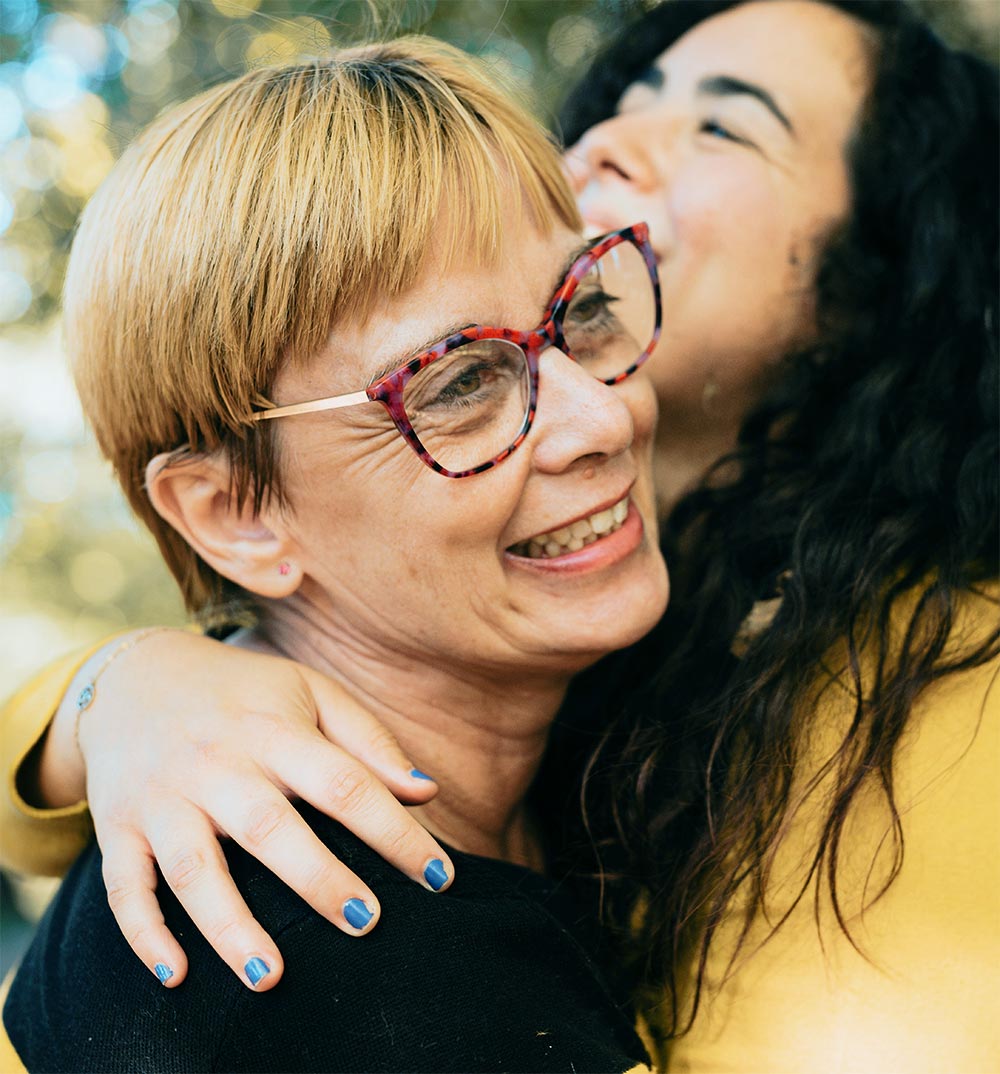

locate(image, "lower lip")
[[504, 500, 645, 576]]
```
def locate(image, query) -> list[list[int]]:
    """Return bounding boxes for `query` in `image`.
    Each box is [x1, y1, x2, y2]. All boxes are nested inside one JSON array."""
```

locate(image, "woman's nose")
[[529, 347, 636, 475], [564, 113, 659, 196]]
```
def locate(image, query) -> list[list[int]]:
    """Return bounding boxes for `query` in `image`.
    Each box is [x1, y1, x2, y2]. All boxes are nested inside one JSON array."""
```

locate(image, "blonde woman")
[[1, 38, 667, 1072]]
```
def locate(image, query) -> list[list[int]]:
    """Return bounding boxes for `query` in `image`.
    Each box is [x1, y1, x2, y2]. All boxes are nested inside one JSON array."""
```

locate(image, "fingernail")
[[343, 898, 374, 930], [245, 957, 270, 987], [423, 858, 449, 891], [409, 768, 434, 781], [154, 963, 174, 984]]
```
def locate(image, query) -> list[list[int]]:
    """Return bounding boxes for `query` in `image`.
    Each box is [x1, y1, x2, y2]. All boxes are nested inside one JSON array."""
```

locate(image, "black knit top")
[[3, 801, 648, 1073]]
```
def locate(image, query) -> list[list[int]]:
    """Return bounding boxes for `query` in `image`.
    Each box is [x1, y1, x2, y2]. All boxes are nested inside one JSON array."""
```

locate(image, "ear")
[[145, 451, 303, 599]]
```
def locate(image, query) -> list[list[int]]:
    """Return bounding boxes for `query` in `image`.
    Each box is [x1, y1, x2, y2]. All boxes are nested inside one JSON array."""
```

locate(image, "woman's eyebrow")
[[366, 243, 592, 386], [551, 242, 594, 295], [634, 65, 666, 92], [697, 74, 795, 136], [367, 325, 477, 385]]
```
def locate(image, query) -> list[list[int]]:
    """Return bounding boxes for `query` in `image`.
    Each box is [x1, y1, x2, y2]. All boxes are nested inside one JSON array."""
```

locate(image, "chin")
[[550, 558, 670, 664]]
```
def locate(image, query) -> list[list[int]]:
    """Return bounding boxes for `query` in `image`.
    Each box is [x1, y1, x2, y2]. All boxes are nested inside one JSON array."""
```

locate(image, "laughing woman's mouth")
[[509, 494, 631, 560]]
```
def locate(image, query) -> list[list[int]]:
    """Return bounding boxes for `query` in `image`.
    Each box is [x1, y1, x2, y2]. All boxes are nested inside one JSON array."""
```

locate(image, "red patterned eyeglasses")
[[252, 222, 661, 478]]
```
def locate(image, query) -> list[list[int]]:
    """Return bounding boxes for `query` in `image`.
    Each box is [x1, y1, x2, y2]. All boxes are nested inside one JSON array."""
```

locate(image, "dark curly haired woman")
[[3, 2, 997, 1070]]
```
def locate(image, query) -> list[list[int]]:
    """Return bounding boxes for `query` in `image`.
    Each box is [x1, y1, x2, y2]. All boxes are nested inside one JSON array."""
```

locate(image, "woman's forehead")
[[639, 1, 874, 128], [282, 222, 585, 397]]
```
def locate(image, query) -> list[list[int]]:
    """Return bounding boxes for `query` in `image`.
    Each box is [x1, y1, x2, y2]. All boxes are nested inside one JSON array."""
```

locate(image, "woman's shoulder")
[[4, 805, 649, 1073], [663, 584, 1000, 1074]]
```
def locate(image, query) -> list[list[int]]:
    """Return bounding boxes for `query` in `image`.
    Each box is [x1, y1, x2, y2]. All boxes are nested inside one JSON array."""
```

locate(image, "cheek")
[[282, 424, 523, 593], [668, 159, 792, 274]]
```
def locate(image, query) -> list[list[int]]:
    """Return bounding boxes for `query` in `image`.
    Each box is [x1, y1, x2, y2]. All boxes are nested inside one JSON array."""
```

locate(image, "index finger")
[[299, 664, 442, 805], [263, 730, 454, 895]]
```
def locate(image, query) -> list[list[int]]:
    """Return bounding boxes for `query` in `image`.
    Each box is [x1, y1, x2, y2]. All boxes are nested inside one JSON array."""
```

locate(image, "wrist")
[[39, 628, 175, 808]]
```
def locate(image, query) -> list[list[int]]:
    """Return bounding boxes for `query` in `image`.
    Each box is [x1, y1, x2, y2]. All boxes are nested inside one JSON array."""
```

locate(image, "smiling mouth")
[[509, 494, 631, 559]]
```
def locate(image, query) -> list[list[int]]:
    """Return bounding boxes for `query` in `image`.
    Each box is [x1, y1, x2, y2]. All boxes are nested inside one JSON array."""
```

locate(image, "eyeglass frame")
[[251, 222, 662, 479]]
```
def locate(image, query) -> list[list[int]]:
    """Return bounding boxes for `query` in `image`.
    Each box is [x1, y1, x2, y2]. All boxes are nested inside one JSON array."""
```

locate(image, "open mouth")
[[508, 493, 631, 560]]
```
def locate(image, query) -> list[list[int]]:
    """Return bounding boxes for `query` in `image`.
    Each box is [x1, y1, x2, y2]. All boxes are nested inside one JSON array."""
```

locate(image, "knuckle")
[[205, 915, 244, 952], [241, 800, 288, 850], [120, 919, 157, 953], [296, 861, 339, 907], [374, 823, 414, 863], [364, 725, 401, 760], [103, 874, 138, 915], [163, 848, 209, 893], [324, 766, 374, 815]]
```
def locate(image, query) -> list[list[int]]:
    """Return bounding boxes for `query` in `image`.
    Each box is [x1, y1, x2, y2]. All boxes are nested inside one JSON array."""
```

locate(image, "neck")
[[247, 597, 570, 868]]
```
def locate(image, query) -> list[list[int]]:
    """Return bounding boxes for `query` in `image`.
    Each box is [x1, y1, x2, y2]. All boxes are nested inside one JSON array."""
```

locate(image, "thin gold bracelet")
[[74, 628, 171, 754]]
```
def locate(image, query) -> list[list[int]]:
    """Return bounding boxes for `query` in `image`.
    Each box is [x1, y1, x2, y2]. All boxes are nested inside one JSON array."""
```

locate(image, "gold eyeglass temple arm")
[[251, 389, 371, 421]]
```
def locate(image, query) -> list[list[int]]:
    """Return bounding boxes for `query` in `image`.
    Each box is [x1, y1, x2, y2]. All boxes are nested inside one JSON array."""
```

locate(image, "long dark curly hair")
[[544, 0, 1000, 1035]]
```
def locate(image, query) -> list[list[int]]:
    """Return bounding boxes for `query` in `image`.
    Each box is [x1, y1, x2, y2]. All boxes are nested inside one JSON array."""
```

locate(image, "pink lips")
[[504, 499, 645, 575]]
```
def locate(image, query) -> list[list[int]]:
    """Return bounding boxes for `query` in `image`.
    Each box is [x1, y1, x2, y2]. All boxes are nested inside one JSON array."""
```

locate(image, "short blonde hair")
[[65, 37, 579, 614]]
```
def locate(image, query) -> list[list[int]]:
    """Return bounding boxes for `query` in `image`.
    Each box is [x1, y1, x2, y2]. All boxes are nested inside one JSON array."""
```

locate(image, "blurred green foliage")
[[1, 0, 623, 328]]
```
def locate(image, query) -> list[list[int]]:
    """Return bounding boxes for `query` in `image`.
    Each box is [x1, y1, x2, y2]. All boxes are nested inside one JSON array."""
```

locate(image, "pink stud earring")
[[278, 562, 290, 576]]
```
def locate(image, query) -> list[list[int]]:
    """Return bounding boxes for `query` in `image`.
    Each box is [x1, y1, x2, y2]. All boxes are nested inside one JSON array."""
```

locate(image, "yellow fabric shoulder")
[[0, 642, 107, 877], [661, 586, 1000, 1074]]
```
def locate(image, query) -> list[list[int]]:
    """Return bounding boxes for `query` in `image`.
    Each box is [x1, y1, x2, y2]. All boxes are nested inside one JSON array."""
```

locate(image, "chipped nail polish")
[[409, 769, 434, 781], [154, 963, 174, 984], [245, 957, 270, 986], [423, 858, 449, 891], [343, 898, 374, 930]]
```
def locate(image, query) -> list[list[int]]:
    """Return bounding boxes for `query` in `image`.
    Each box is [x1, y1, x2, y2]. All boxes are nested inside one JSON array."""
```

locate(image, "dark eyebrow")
[[367, 241, 594, 385], [367, 325, 475, 385], [633, 65, 666, 93], [552, 241, 594, 296], [697, 75, 795, 136]]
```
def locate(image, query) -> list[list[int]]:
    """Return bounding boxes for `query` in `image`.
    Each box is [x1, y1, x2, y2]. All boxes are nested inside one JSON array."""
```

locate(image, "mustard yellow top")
[[660, 586, 1000, 1074], [0, 642, 110, 878], [2, 594, 998, 1073]]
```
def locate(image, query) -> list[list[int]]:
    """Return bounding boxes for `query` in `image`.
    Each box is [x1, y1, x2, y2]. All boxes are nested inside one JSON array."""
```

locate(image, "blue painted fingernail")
[[410, 769, 434, 781], [424, 858, 449, 891], [343, 898, 373, 930], [154, 963, 174, 984], [245, 957, 270, 986]]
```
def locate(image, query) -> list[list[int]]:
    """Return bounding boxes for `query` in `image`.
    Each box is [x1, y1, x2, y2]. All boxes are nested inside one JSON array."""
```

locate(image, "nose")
[[565, 112, 661, 196], [529, 346, 636, 475]]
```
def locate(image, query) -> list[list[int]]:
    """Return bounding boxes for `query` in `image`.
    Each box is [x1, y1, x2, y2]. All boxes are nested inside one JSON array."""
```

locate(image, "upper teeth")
[[512, 495, 630, 559]]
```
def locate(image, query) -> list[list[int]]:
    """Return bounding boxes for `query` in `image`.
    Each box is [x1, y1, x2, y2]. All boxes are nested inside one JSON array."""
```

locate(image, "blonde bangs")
[[64, 36, 579, 612]]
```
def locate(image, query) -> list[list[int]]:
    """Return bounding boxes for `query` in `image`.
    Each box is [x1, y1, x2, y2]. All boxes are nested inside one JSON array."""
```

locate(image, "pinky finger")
[[100, 829, 190, 988]]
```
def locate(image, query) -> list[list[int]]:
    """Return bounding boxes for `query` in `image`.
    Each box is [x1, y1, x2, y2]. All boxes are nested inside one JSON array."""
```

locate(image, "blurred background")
[[1, 0, 997, 970]]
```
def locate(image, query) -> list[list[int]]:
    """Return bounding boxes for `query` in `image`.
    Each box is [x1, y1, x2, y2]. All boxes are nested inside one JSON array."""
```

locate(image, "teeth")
[[590, 508, 615, 534], [512, 495, 631, 560]]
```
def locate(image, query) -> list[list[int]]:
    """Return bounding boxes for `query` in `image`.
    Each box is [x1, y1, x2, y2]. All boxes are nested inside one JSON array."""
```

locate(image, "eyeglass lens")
[[401, 239, 656, 474]]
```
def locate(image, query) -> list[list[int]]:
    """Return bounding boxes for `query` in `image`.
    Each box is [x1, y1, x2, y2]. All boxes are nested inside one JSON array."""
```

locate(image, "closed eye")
[[699, 118, 753, 147]]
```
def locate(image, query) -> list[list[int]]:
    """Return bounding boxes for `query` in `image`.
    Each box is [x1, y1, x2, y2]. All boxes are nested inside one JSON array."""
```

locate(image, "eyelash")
[[699, 118, 751, 147]]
